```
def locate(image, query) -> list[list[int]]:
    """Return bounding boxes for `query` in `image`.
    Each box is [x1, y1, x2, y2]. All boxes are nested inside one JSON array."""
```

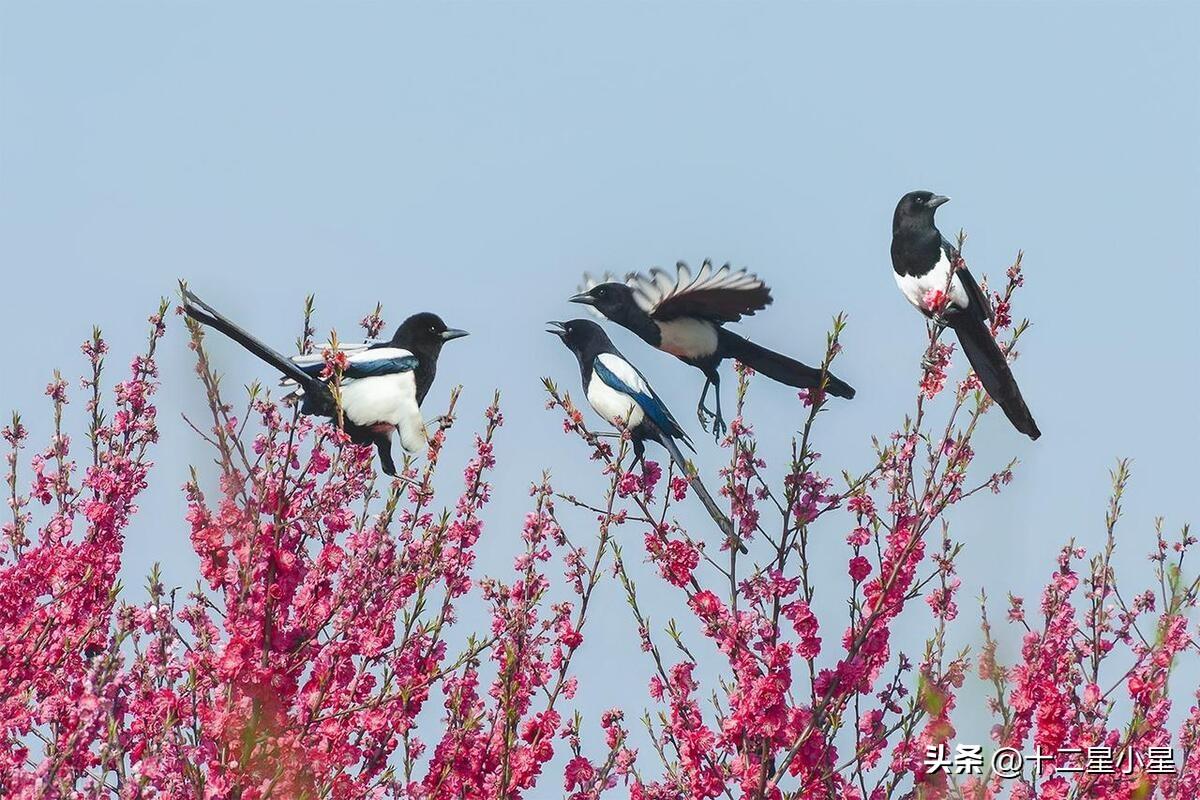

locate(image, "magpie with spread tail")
[[182, 290, 468, 475], [890, 191, 1041, 440], [548, 319, 745, 553], [570, 261, 855, 438]]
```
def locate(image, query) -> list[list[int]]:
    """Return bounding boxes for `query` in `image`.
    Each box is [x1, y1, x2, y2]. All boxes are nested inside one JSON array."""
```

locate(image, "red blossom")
[[4, 258, 1194, 800]]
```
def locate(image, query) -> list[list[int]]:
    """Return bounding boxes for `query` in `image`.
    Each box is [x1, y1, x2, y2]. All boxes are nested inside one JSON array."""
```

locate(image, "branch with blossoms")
[[0, 302, 167, 794], [544, 247, 1197, 800], [0, 246, 1195, 800], [0, 298, 631, 800], [969, 460, 1199, 800]]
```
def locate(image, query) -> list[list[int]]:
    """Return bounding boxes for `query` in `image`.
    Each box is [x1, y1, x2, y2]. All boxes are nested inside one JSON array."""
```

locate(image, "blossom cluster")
[[2, 251, 1196, 799], [0, 305, 628, 799], [546, 253, 1197, 799]]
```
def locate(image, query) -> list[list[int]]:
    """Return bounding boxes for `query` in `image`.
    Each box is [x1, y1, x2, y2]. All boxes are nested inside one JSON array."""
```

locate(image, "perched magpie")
[[570, 261, 855, 438], [547, 318, 745, 553], [182, 290, 468, 475], [890, 191, 1040, 440]]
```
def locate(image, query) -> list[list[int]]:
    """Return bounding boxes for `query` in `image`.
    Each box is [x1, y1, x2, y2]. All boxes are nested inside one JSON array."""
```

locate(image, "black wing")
[[942, 238, 993, 324], [629, 260, 772, 323]]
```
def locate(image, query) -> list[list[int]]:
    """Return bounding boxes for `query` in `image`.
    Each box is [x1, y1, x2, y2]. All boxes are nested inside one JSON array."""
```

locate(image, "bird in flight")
[[182, 290, 468, 475], [548, 318, 744, 553], [890, 191, 1040, 440], [570, 261, 854, 438]]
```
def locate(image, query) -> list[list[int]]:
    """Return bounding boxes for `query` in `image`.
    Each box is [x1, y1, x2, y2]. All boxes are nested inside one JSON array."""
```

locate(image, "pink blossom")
[[848, 555, 872, 583], [922, 288, 949, 314], [5, 263, 1194, 800]]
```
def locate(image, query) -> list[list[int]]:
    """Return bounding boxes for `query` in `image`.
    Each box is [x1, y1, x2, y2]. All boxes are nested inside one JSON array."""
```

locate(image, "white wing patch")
[[894, 250, 971, 314], [628, 260, 765, 315], [343, 346, 415, 367], [282, 341, 380, 387], [597, 352, 651, 394], [290, 341, 376, 366], [586, 353, 647, 429]]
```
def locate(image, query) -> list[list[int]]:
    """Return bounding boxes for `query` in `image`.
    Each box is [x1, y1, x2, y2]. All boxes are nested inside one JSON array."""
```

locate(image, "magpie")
[[182, 289, 468, 475], [890, 191, 1040, 440], [570, 261, 855, 438], [547, 318, 745, 553]]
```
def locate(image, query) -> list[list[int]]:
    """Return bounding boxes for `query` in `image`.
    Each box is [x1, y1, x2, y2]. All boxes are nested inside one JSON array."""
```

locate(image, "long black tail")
[[949, 315, 1041, 440], [182, 289, 334, 413], [656, 432, 748, 555], [718, 329, 855, 399]]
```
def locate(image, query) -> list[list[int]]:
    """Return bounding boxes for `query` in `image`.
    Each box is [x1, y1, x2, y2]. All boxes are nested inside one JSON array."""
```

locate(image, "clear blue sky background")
[[3, 0, 1197, 785]]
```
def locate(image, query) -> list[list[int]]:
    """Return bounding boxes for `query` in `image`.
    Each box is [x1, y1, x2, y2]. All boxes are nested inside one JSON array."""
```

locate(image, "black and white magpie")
[[547, 318, 744, 553], [890, 191, 1041, 440], [182, 290, 468, 475], [570, 261, 855, 438]]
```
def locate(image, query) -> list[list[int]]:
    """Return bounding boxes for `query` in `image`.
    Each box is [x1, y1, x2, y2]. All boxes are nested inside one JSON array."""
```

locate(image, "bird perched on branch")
[[570, 261, 854, 438], [890, 191, 1040, 440], [182, 289, 468, 475], [548, 318, 745, 553]]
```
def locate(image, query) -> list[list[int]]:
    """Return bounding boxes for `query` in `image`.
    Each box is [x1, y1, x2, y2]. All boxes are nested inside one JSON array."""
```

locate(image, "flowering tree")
[[0, 252, 1195, 799]]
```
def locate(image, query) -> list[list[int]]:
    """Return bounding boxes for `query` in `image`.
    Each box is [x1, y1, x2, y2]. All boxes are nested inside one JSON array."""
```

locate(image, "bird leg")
[[931, 302, 970, 335], [696, 377, 727, 439], [696, 379, 715, 430], [630, 438, 646, 471], [711, 383, 727, 439], [920, 343, 946, 371], [369, 436, 427, 492], [373, 434, 398, 477], [921, 314, 952, 370]]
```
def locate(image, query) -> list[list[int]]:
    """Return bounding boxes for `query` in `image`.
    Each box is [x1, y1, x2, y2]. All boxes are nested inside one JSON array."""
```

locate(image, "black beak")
[[546, 320, 567, 338], [929, 194, 950, 208], [440, 328, 470, 342], [568, 292, 596, 306]]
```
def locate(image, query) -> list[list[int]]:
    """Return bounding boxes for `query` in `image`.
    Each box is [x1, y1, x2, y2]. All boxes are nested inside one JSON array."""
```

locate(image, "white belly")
[[340, 373, 427, 452], [587, 374, 644, 429], [894, 250, 970, 313], [656, 318, 719, 359]]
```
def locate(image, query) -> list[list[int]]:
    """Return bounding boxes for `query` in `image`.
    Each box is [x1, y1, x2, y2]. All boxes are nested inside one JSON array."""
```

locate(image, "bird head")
[[393, 312, 469, 357], [568, 282, 638, 324], [546, 318, 607, 357], [893, 190, 950, 231]]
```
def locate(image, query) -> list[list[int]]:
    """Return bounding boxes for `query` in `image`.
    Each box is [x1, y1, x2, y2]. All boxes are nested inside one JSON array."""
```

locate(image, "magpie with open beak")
[[548, 318, 745, 553], [570, 261, 855, 438], [890, 191, 1040, 439], [183, 289, 469, 475]]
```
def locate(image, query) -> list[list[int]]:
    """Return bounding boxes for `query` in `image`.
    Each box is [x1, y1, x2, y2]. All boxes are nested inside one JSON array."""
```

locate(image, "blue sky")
[[2, 0, 1197, 783]]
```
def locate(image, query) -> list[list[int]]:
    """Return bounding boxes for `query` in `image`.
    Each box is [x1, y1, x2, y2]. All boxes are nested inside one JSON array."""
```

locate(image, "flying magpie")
[[570, 261, 855, 438], [547, 318, 745, 553], [182, 289, 468, 475], [890, 191, 1040, 440]]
